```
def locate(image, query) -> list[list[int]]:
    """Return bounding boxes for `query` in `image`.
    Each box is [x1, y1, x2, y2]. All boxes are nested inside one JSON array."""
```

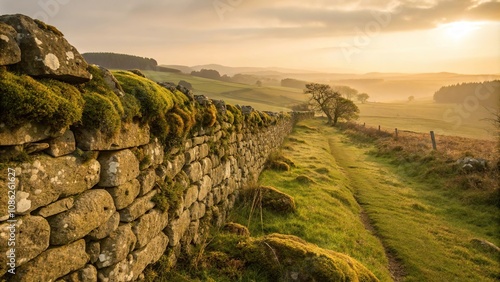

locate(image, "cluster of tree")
[[305, 83, 360, 125], [433, 80, 500, 106], [82, 52, 161, 70], [190, 69, 232, 82], [281, 78, 308, 89]]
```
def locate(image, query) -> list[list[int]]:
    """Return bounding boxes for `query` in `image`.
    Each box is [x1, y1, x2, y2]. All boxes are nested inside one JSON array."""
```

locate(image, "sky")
[[1, 0, 499, 74]]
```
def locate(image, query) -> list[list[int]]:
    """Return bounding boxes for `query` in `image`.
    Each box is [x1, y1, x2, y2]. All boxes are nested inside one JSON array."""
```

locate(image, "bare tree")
[[305, 83, 359, 125]]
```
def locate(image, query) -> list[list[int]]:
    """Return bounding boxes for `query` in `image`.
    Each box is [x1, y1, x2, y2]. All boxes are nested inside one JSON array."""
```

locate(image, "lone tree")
[[305, 83, 359, 125], [408, 95, 415, 102], [357, 93, 369, 104]]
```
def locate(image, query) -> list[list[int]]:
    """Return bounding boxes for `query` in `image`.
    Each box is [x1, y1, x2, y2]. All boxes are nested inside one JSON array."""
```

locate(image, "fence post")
[[378, 125, 381, 132], [430, 131, 437, 150], [395, 128, 398, 140], [363, 122, 365, 127]]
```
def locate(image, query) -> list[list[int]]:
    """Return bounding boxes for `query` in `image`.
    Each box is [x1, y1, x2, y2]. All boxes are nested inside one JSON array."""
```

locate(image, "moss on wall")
[[0, 69, 83, 131]]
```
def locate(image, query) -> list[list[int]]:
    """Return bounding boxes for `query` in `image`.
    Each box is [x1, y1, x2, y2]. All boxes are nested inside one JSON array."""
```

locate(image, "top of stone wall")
[[0, 14, 312, 152]]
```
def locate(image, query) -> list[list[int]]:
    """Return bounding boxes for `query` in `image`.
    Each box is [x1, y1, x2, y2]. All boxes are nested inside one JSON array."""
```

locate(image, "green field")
[[357, 101, 497, 140], [143, 71, 497, 140], [142, 70, 306, 112]]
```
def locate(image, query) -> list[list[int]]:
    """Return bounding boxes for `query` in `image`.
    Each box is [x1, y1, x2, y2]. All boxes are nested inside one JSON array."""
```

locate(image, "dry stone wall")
[[0, 111, 313, 282]]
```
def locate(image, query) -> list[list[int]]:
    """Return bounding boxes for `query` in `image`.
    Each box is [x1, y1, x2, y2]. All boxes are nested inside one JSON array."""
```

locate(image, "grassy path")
[[227, 118, 498, 281], [326, 121, 499, 282]]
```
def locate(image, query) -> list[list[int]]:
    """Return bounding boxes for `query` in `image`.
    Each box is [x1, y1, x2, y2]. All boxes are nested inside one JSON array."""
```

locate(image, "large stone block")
[[98, 149, 139, 187], [0, 15, 91, 83], [36, 197, 74, 218], [130, 232, 169, 281], [106, 179, 140, 210], [12, 239, 89, 282], [97, 255, 134, 282], [198, 176, 212, 201], [0, 216, 50, 276], [87, 212, 120, 241], [96, 224, 136, 269], [46, 130, 76, 157], [119, 190, 156, 222], [184, 162, 202, 183], [166, 209, 191, 247], [137, 168, 156, 196], [74, 122, 150, 151], [131, 209, 168, 249], [0, 22, 21, 66], [48, 189, 116, 245], [140, 138, 164, 168], [5, 155, 100, 215], [0, 122, 64, 146], [57, 264, 97, 282], [184, 147, 199, 164], [184, 185, 199, 208]]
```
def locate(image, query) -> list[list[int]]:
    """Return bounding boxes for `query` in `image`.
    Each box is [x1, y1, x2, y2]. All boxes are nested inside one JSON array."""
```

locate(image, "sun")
[[438, 21, 482, 40]]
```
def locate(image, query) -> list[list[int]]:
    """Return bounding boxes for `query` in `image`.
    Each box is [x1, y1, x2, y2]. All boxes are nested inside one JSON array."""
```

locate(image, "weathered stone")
[[98, 66, 124, 97], [24, 142, 49, 154], [166, 153, 186, 179], [98, 149, 139, 187], [11, 155, 100, 214], [46, 130, 76, 157], [106, 179, 140, 210], [119, 190, 157, 222], [140, 138, 164, 168], [166, 209, 191, 246], [130, 232, 169, 281], [0, 15, 91, 83], [87, 212, 120, 241], [97, 255, 134, 282], [13, 239, 89, 282], [184, 185, 199, 208], [86, 241, 100, 264], [57, 264, 97, 282], [184, 220, 200, 245], [0, 216, 50, 275], [198, 176, 212, 201], [184, 162, 202, 183], [223, 222, 250, 237], [190, 202, 206, 220], [137, 168, 156, 196], [36, 197, 74, 217], [199, 143, 209, 159], [0, 122, 64, 146], [192, 137, 204, 146], [155, 164, 169, 183], [74, 122, 150, 151], [185, 147, 199, 163], [0, 22, 21, 65], [96, 224, 136, 269], [132, 209, 168, 249], [201, 158, 212, 175], [48, 189, 116, 245]]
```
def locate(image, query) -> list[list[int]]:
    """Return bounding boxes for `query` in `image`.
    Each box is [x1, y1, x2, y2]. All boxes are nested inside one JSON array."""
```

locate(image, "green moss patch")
[[242, 233, 380, 282], [0, 69, 83, 131]]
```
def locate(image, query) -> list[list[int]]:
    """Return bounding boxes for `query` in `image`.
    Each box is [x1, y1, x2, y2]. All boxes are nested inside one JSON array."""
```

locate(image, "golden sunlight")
[[438, 21, 483, 40]]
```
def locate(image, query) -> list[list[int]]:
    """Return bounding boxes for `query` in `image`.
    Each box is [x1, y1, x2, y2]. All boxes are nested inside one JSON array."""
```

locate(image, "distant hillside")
[[433, 80, 500, 106], [281, 78, 309, 89], [83, 53, 178, 73]]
